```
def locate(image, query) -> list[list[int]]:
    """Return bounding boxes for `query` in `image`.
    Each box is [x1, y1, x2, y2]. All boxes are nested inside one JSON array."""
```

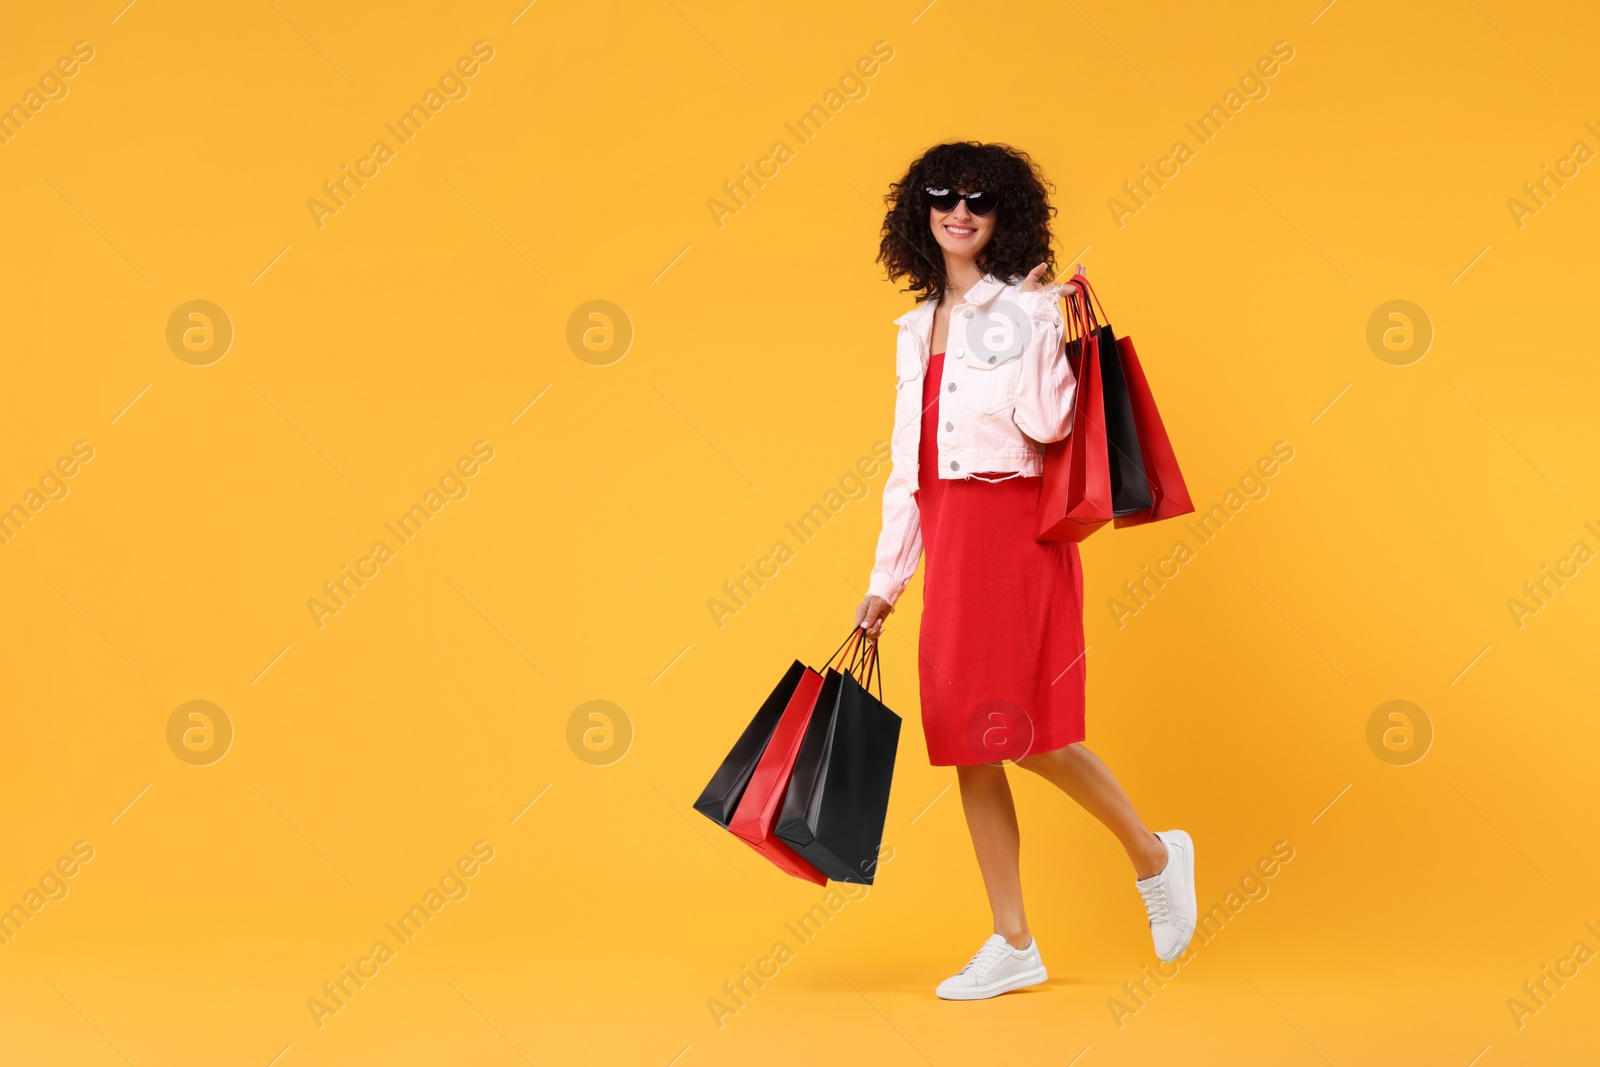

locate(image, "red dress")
[[913, 351, 1087, 766]]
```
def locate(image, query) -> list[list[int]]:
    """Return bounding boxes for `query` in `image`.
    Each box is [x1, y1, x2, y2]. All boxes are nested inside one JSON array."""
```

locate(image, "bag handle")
[[1069, 272, 1110, 329], [1058, 277, 1093, 336], [826, 625, 870, 672], [854, 637, 883, 701], [1059, 285, 1094, 361], [845, 629, 872, 674], [830, 627, 883, 699]]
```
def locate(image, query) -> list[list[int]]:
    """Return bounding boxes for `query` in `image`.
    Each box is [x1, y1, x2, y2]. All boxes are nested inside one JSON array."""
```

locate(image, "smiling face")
[[928, 188, 997, 261]]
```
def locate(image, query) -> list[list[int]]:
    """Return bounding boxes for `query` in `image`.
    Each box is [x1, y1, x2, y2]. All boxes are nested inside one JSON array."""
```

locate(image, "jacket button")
[[987, 355, 997, 364], [946, 382, 956, 392], [961, 308, 973, 319], [950, 461, 960, 471], [944, 421, 953, 432]]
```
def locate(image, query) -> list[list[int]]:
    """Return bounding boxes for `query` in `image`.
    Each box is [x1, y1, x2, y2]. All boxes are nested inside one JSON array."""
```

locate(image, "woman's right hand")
[[854, 595, 892, 639]]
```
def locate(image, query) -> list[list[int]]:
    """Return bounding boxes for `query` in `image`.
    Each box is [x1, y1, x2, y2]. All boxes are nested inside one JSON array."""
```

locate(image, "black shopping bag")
[[694, 659, 809, 827], [775, 640, 901, 884], [1091, 316, 1153, 517]]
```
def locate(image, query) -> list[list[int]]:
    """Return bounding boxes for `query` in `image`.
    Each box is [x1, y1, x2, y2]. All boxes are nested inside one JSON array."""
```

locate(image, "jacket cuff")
[[1012, 287, 1066, 326], [866, 571, 902, 606]]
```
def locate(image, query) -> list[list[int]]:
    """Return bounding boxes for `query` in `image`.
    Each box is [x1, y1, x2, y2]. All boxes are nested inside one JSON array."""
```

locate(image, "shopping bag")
[[693, 659, 811, 826], [1095, 322, 1154, 517], [1038, 291, 1113, 541], [720, 630, 870, 883], [1038, 276, 1193, 538], [1112, 333, 1194, 526], [723, 668, 827, 885], [776, 639, 901, 885], [1069, 273, 1193, 527]]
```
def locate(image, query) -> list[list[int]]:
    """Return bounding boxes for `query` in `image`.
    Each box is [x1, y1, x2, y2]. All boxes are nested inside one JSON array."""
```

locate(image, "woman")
[[854, 141, 1197, 1001]]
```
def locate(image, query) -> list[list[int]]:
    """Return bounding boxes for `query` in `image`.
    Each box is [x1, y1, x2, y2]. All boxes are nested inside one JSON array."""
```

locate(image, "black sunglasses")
[[925, 188, 999, 216]]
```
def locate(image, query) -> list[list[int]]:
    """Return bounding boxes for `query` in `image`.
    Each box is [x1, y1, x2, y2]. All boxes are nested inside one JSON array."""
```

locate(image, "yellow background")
[[3, 0, 1598, 1063]]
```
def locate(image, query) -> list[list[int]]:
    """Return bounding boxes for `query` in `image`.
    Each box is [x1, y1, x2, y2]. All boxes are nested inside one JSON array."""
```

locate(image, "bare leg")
[[955, 763, 1032, 949], [1015, 743, 1168, 879]]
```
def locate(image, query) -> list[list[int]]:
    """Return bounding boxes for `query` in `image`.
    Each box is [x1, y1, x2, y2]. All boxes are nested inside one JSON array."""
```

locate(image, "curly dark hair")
[[877, 141, 1057, 304]]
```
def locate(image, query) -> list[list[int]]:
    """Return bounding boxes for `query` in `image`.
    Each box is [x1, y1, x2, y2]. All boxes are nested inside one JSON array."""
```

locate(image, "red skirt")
[[913, 351, 1087, 766]]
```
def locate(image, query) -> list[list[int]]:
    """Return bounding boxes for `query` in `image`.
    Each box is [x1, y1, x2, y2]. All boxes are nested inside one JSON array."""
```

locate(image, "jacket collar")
[[893, 273, 1009, 327]]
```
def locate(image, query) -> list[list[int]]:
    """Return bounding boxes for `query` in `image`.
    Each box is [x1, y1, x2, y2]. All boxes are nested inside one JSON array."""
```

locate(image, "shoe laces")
[[962, 939, 1013, 977], [1138, 873, 1172, 926]]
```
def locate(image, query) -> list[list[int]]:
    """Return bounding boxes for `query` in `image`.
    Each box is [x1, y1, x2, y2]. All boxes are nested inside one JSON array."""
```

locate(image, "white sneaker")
[[935, 934, 1048, 1000], [1136, 829, 1197, 961]]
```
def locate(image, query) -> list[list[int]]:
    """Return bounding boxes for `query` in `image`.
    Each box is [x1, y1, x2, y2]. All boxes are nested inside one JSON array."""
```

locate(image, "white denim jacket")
[[866, 273, 1077, 606]]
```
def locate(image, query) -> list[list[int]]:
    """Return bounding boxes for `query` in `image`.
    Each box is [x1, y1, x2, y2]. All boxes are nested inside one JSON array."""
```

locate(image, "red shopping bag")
[[725, 629, 869, 885], [726, 669, 827, 884], [1038, 290, 1113, 542], [1111, 332, 1194, 526]]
